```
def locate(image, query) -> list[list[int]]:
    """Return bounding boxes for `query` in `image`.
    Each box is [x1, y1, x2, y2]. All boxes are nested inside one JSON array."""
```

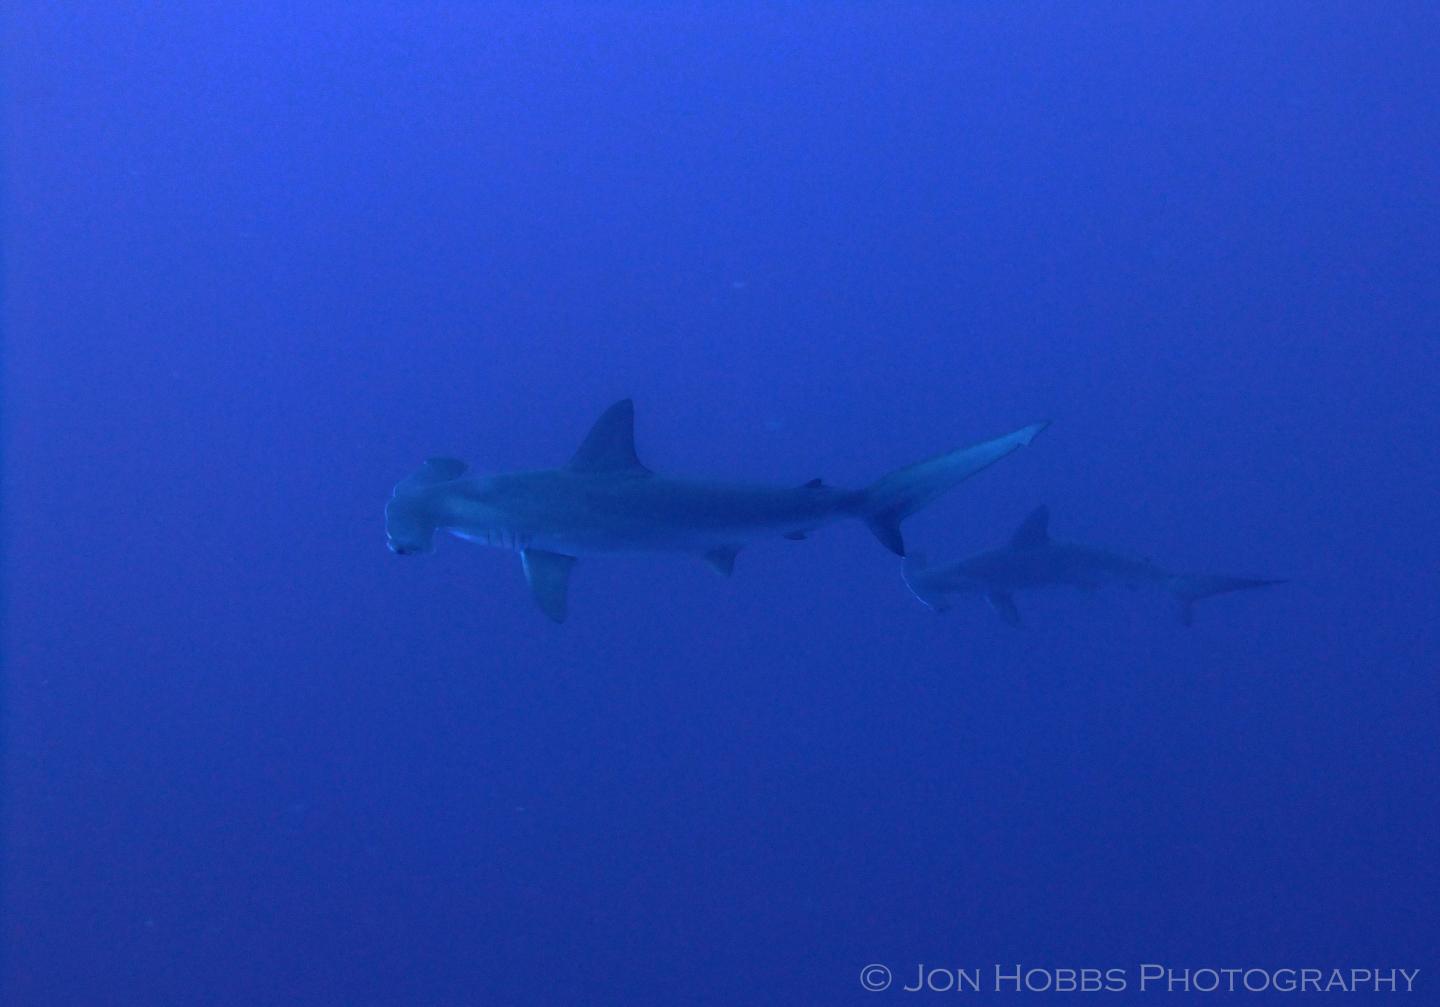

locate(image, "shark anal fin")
[[521, 549, 577, 623], [703, 544, 742, 576], [1009, 505, 1051, 549], [567, 399, 651, 475], [987, 591, 1022, 626]]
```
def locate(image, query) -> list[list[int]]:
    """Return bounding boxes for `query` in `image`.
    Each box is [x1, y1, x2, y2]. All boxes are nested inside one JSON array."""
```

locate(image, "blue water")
[[5, 5, 1437, 1004]]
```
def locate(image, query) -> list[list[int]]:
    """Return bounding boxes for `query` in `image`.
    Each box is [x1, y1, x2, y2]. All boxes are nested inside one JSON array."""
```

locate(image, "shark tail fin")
[[1166, 574, 1286, 626], [901, 553, 949, 613], [856, 421, 1050, 555]]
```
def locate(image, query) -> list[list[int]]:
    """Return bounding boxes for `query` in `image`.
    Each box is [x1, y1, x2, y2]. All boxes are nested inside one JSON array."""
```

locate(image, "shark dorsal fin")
[[1009, 505, 1051, 549], [567, 399, 651, 474]]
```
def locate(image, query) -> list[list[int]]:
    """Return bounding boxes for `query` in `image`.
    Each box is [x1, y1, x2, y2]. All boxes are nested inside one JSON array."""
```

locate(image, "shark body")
[[902, 505, 1283, 626], [386, 400, 1048, 621]]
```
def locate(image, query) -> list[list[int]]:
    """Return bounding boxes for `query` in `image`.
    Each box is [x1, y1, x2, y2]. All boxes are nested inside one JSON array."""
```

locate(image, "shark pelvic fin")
[[522, 549, 577, 623], [987, 591, 1022, 626], [1009, 505, 1051, 549], [568, 399, 651, 475], [703, 544, 743, 576]]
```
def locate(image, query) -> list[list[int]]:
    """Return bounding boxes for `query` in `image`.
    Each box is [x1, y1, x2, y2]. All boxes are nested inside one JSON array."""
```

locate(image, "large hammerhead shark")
[[386, 400, 1048, 621]]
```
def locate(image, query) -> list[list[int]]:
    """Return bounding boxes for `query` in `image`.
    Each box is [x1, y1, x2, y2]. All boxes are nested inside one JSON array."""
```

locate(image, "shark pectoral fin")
[[521, 549, 577, 623], [987, 591, 1022, 626], [703, 544, 743, 576], [1174, 598, 1196, 628]]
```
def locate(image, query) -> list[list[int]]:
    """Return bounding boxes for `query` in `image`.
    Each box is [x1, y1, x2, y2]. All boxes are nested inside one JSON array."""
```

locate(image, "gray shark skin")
[[387, 400, 1049, 622], [902, 505, 1284, 626]]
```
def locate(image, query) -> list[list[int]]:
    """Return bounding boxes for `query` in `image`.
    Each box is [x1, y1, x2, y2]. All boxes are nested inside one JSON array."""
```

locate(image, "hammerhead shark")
[[902, 505, 1284, 626], [386, 399, 1048, 621]]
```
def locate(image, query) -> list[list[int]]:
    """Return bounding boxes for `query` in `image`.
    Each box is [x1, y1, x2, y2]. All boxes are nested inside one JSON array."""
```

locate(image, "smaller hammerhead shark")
[[902, 505, 1284, 625]]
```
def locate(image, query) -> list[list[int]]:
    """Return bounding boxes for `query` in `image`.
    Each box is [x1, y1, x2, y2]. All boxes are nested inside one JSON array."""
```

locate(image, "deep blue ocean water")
[[4, 4, 1437, 1004]]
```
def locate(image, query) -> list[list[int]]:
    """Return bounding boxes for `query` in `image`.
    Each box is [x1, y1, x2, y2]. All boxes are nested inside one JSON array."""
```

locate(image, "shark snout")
[[384, 492, 439, 556], [387, 535, 434, 556]]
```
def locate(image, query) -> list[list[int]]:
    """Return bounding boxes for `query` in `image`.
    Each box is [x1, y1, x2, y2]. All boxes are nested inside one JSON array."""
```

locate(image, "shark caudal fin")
[[1166, 574, 1286, 626], [901, 553, 951, 612], [857, 421, 1050, 555]]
